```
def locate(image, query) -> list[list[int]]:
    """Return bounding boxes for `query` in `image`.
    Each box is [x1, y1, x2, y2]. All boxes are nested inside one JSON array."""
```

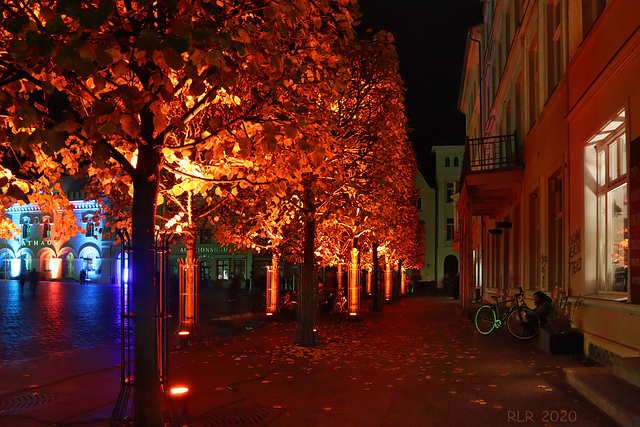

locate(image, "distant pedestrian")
[[19, 272, 26, 294], [229, 273, 239, 302], [28, 268, 39, 295], [80, 269, 87, 286]]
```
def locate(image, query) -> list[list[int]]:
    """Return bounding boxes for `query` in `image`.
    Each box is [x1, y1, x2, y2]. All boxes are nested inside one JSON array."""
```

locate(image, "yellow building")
[[458, 0, 640, 363]]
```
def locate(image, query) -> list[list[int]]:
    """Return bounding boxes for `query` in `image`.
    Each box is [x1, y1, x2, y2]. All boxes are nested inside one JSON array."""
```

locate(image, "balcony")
[[460, 132, 524, 217]]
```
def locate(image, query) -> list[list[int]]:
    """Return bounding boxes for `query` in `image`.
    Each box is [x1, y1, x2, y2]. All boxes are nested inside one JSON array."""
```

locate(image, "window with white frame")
[[445, 157, 451, 167], [595, 130, 628, 293], [446, 182, 455, 203], [446, 218, 454, 241]]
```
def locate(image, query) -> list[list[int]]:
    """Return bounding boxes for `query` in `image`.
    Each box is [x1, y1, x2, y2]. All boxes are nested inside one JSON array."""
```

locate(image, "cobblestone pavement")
[[0, 279, 256, 363], [0, 292, 619, 426], [169, 297, 618, 427]]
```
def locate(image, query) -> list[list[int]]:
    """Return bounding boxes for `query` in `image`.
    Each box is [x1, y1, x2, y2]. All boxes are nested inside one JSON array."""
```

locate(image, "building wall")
[[458, 0, 640, 358]]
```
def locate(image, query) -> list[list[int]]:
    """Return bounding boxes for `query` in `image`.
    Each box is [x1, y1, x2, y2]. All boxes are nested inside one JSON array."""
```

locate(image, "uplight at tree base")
[[178, 331, 190, 345], [170, 387, 189, 395], [169, 386, 190, 415]]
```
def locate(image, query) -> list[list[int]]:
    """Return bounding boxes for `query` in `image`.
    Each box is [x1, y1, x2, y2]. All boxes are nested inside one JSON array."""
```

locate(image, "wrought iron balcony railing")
[[463, 132, 523, 175]]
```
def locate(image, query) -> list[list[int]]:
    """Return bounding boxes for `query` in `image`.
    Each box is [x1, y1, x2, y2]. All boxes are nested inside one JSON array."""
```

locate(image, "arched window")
[[21, 218, 31, 239], [42, 217, 52, 240], [453, 157, 460, 167], [86, 221, 95, 237], [444, 157, 451, 167]]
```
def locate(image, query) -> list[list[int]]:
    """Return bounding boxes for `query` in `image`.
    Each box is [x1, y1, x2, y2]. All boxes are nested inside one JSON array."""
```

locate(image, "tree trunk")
[[131, 145, 162, 426], [370, 241, 381, 311], [267, 255, 280, 315], [384, 257, 393, 303], [295, 185, 316, 347]]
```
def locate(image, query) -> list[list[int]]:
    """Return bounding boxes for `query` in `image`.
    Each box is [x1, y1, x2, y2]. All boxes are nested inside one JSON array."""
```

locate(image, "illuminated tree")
[[0, 0, 357, 423]]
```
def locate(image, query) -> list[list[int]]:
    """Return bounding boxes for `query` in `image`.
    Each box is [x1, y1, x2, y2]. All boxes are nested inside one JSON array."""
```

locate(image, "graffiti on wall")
[[569, 229, 582, 275]]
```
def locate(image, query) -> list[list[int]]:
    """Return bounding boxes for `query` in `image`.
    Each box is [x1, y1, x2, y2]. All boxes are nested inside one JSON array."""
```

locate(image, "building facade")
[[431, 146, 464, 288], [458, 0, 640, 360], [0, 179, 264, 288]]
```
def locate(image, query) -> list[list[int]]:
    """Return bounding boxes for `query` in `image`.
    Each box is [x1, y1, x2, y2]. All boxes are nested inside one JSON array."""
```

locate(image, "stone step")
[[565, 366, 640, 427], [613, 357, 640, 389]]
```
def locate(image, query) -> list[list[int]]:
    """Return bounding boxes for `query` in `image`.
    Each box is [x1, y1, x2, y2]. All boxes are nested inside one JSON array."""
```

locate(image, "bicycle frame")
[[491, 293, 528, 325]]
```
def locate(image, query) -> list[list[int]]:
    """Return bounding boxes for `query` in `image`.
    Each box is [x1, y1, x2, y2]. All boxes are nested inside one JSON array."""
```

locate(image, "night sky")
[[357, 0, 483, 173]]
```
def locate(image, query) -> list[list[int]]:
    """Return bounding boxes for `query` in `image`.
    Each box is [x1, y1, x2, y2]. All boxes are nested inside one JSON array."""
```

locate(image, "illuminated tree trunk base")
[[348, 247, 359, 316], [384, 259, 393, 303], [266, 256, 280, 316], [178, 241, 199, 338]]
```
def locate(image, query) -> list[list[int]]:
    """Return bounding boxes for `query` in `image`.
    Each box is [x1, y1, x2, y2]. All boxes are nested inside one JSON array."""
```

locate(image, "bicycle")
[[474, 287, 540, 339], [252, 291, 298, 320], [331, 289, 348, 323]]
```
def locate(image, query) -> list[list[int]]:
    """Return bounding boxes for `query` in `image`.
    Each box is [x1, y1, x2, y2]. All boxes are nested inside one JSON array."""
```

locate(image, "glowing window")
[[595, 132, 628, 292]]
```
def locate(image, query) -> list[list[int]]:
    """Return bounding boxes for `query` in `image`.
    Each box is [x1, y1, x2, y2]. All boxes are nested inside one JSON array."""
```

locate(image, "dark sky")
[[357, 0, 483, 172]]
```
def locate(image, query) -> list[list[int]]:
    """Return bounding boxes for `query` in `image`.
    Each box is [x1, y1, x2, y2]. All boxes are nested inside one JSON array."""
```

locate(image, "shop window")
[[595, 133, 628, 292], [200, 261, 212, 280], [216, 259, 229, 280]]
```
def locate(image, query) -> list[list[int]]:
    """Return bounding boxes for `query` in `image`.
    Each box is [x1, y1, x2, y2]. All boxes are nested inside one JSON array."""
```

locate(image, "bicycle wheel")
[[507, 307, 540, 339], [332, 301, 348, 323], [475, 305, 497, 334]]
